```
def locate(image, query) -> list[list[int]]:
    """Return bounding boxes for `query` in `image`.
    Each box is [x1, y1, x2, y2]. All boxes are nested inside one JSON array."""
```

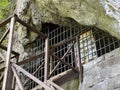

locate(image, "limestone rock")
[[16, 0, 120, 41], [80, 48, 120, 90]]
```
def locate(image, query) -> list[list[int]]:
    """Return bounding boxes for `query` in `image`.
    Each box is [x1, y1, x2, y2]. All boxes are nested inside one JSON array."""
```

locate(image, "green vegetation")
[[0, 0, 9, 20], [0, 0, 10, 44]]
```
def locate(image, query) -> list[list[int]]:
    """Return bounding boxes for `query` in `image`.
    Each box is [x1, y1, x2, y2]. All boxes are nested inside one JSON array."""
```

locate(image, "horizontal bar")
[[17, 51, 45, 65], [0, 44, 19, 56], [50, 36, 76, 49], [0, 15, 13, 27], [16, 17, 48, 38], [50, 53, 78, 73], [0, 55, 18, 72], [11, 55, 19, 59], [49, 41, 75, 77], [47, 80, 64, 90], [12, 63, 52, 90], [23, 62, 45, 86]]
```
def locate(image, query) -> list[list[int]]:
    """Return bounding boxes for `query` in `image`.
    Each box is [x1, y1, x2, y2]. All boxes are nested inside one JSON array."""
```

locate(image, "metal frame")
[[0, 13, 120, 90], [0, 14, 83, 90]]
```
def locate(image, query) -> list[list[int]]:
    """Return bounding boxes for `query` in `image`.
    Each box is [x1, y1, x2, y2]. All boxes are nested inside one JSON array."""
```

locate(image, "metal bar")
[[2, 16, 15, 90], [0, 53, 5, 73], [0, 29, 9, 44], [0, 15, 13, 27], [11, 67, 24, 90], [12, 56, 19, 90], [0, 60, 4, 64], [44, 38, 49, 83], [0, 72, 4, 82], [76, 36, 83, 83], [12, 75, 16, 90], [50, 53, 78, 73], [11, 55, 19, 59], [0, 44, 19, 56], [50, 36, 76, 49], [16, 17, 47, 38], [50, 56, 53, 74], [17, 51, 45, 65], [23, 62, 45, 86], [0, 53, 5, 61], [0, 63, 5, 72], [12, 63, 52, 90], [49, 42, 75, 77], [47, 80, 64, 90]]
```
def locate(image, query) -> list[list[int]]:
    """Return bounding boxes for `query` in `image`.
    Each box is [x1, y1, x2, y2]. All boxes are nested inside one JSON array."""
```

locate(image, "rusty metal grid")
[[22, 25, 120, 89]]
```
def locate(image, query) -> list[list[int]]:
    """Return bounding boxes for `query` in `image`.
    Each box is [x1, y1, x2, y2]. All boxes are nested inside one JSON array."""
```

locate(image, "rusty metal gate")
[[0, 14, 120, 90]]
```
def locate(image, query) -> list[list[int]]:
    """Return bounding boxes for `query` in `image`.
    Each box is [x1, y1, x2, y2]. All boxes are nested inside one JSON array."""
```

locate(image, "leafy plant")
[[0, 0, 10, 45], [0, 0, 9, 20]]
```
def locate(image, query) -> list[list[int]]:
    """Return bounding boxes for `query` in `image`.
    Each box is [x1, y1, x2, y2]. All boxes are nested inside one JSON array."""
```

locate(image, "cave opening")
[[93, 27, 120, 57], [41, 23, 60, 33], [41, 23, 74, 75], [24, 23, 120, 89], [35, 23, 120, 67]]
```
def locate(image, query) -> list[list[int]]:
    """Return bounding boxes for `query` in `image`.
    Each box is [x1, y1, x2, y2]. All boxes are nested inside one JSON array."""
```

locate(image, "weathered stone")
[[8, 0, 120, 90], [15, 0, 120, 45], [61, 78, 79, 90], [16, 0, 120, 43], [80, 48, 120, 90]]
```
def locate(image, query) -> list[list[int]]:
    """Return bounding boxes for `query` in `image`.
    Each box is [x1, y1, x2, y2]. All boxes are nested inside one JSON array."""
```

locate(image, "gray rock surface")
[[80, 48, 120, 90], [13, 1, 120, 89], [16, 0, 120, 41]]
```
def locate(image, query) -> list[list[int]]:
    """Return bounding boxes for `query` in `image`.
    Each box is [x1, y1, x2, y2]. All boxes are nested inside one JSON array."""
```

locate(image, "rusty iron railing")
[[0, 14, 83, 90], [0, 13, 120, 90]]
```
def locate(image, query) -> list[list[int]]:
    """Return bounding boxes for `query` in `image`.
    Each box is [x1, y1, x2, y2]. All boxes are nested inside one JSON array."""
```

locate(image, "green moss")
[[61, 78, 80, 90], [0, 0, 9, 20], [0, 0, 10, 41]]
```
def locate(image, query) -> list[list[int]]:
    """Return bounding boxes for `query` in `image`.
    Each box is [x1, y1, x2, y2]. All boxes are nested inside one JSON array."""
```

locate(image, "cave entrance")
[[24, 23, 120, 89], [41, 23, 74, 76], [93, 28, 120, 57]]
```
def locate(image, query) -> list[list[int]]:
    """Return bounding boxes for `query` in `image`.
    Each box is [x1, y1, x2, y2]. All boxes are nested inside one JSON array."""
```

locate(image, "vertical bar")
[[86, 31, 89, 63], [11, 67, 24, 90], [76, 36, 83, 83], [12, 56, 19, 90], [0, 73, 4, 82], [112, 37, 115, 50], [50, 56, 53, 74], [103, 37, 106, 54], [2, 16, 15, 90], [44, 38, 49, 83]]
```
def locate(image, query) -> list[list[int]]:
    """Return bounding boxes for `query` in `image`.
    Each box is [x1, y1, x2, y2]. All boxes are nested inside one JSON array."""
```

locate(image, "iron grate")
[[22, 25, 120, 89]]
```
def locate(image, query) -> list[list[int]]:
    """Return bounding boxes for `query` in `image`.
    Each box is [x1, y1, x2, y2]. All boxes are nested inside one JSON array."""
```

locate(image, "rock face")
[[16, 0, 120, 43], [80, 48, 120, 90], [14, 0, 120, 90], [14, 0, 120, 64]]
